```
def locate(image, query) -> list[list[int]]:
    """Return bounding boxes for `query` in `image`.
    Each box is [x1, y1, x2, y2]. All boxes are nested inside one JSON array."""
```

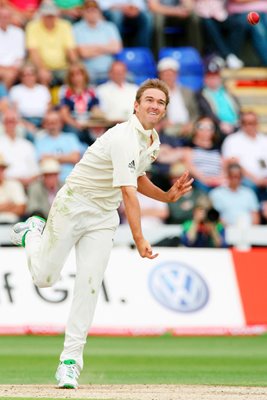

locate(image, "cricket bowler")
[[11, 78, 193, 388]]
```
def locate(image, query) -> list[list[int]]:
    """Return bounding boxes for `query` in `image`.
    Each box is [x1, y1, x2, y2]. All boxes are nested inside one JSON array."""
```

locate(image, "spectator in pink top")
[[227, 0, 267, 66], [194, 0, 244, 69]]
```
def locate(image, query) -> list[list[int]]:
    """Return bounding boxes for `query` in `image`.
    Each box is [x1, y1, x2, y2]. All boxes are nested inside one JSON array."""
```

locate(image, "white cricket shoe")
[[55, 359, 80, 389], [10, 216, 46, 247]]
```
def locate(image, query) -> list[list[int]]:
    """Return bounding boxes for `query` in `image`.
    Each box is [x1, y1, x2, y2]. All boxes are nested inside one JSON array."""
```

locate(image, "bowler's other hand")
[[167, 170, 193, 202], [135, 238, 159, 259]]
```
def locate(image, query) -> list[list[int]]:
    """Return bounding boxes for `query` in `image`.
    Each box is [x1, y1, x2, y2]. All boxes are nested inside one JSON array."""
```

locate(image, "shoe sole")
[[58, 384, 77, 389]]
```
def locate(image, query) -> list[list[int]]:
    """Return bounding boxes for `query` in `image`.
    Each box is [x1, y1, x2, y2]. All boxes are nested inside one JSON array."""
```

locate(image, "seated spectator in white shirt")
[[9, 62, 51, 137], [157, 57, 199, 137], [222, 111, 267, 201], [0, 5, 25, 88], [96, 60, 138, 122], [209, 163, 260, 226], [0, 108, 39, 188], [0, 153, 27, 224]]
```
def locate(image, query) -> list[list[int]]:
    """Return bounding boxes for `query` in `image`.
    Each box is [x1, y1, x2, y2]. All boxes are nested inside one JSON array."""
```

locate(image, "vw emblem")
[[149, 261, 209, 313]]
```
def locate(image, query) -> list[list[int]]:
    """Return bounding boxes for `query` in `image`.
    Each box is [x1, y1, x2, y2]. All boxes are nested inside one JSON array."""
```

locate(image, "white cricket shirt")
[[66, 114, 160, 210]]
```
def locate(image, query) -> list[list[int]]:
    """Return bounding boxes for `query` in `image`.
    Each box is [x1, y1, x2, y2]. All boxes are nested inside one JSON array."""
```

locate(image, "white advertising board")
[[0, 247, 245, 334]]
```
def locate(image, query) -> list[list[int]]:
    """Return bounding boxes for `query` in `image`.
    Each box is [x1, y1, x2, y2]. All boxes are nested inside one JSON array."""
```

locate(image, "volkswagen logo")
[[149, 261, 209, 313]]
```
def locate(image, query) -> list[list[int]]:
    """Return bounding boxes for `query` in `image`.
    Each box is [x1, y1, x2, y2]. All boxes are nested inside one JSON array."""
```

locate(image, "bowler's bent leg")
[[24, 193, 79, 288]]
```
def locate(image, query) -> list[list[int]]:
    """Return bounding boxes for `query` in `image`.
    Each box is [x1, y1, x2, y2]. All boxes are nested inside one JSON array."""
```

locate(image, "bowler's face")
[[134, 88, 167, 130]]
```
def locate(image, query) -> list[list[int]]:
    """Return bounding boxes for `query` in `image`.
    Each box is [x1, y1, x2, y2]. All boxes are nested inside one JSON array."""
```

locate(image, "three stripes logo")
[[128, 160, 136, 170]]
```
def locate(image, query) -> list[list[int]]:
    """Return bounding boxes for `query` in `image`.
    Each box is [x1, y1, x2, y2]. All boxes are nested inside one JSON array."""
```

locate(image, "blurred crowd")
[[1, 0, 267, 248]]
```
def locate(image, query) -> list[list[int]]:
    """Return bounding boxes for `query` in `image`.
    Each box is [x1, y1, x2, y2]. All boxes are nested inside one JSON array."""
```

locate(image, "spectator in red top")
[[8, 0, 42, 27]]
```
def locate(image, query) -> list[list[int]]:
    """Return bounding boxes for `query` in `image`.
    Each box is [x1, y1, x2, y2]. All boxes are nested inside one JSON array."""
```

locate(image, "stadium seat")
[[158, 47, 204, 91], [115, 47, 157, 85]]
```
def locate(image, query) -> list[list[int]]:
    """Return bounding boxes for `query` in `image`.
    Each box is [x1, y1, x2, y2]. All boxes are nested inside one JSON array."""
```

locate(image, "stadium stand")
[[115, 47, 157, 85], [158, 47, 204, 90]]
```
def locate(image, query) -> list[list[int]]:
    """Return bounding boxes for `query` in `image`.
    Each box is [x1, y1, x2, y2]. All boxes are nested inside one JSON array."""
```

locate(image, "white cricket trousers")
[[24, 184, 120, 370]]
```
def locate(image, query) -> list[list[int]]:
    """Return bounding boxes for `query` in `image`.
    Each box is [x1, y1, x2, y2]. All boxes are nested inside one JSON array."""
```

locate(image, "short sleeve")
[[110, 136, 138, 188]]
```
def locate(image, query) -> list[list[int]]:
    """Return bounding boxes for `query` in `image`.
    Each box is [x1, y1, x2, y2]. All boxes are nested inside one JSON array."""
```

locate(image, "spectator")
[[0, 153, 27, 224], [26, 158, 62, 219], [59, 62, 103, 143], [26, 1, 77, 86], [167, 161, 209, 224], [183, 116, 225, 192], [180, 201, 226, 247], [8, 0, 42, 27], [209, 163, 260, 226], [73, 0, 122, 85], [194, 0, 244, 68], [0, 108, 39, 188], [54, 0, 83, 23], [99, 0, 153, 48], [222, 111, 267, 201], [96, 60, 138, 122], [148, 0, 202, 52], [227, 0, 267, 66], [196, 56, 240, 136], [157, 57, 199, 137], [9, 62, 51, 133], [0, 5, 25, 88], [35, 110, 81, 183]]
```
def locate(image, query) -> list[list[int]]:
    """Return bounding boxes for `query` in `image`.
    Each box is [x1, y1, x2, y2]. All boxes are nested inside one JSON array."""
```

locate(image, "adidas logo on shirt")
[[128, 160, 135, 170]]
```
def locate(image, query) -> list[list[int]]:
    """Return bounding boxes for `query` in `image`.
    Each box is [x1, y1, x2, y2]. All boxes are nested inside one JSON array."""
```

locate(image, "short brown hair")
[[135, 78, 170, 108]]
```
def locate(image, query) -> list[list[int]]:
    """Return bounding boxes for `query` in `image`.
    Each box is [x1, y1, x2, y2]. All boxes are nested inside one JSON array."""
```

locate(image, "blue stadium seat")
[[179, 75, 204, 91], [158, 47, 204, 91], [115, 47, 157, 85]]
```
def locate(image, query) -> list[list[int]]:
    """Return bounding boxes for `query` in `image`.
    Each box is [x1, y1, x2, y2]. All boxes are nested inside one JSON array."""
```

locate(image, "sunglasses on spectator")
[[4, 118, 17, 123], [22, 71, 35, 76], [229, 174, 241, 179], [241, 120, 257, 125]]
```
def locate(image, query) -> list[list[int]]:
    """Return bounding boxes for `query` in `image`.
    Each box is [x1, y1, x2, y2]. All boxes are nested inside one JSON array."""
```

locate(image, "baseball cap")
[[39, 2, 59, 16], [0, 153, 8, 168], [157, 57, 180, 72], [83, 0, 100, 9], [40, 159, 60, 174], [205, 56, 224, 74]]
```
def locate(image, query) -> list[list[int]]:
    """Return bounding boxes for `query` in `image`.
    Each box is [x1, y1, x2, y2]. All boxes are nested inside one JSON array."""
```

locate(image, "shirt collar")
[[130, 114, 157, 139]]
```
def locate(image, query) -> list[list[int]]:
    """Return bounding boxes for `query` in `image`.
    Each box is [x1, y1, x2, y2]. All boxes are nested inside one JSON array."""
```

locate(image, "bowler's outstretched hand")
[[167, 170, 194, 202]]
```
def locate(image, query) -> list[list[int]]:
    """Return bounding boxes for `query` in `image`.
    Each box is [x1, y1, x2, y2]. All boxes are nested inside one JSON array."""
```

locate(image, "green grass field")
[[0, 334, 267, 387]]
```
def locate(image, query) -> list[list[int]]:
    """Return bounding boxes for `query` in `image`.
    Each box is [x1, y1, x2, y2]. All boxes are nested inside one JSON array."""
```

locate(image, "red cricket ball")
[[247, 12, 260, 25]]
